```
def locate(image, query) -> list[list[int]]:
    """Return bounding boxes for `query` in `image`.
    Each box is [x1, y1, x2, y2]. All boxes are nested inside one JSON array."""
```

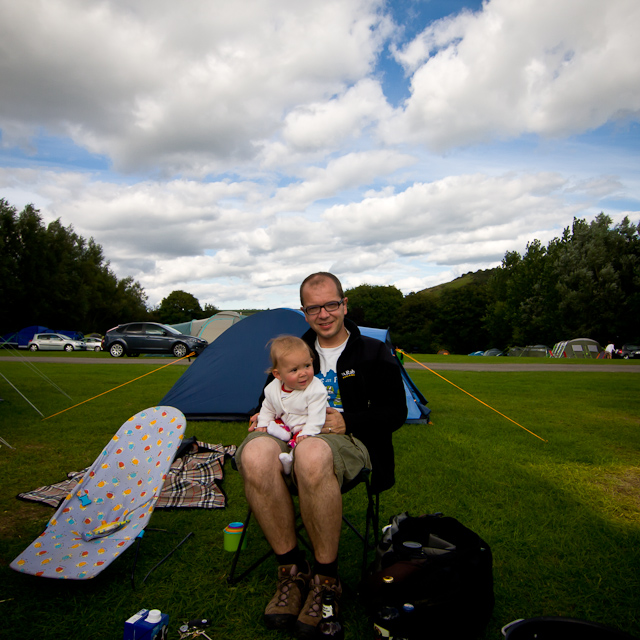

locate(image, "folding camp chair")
[[11, 406, 186, 580], [227, 465, 380, 585]]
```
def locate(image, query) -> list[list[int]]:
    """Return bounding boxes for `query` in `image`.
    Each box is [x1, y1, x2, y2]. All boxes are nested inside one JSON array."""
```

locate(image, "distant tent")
[[54, 330, 84, 340], [161, 308, 430, 424], [519, 345, 551, 357], [196, 311, 245, 343], [552, 338, 603, 358], [170, 311, 245, 344], [1, 326, 50, 348]]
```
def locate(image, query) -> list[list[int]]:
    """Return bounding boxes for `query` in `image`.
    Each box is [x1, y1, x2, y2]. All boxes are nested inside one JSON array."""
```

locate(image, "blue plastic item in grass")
[[10, 406, 185, 579]]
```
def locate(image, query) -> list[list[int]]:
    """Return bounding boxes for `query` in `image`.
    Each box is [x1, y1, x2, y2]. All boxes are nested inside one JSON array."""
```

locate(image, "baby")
[[257, 335, 328, 474]]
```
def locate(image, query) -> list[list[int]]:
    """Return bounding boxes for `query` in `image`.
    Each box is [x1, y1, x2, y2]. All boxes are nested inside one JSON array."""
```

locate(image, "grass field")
[[1, 357, 639, 639]]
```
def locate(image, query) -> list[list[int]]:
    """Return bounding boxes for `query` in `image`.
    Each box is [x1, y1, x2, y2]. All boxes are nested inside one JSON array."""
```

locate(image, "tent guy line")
[[398, 350, 548, 443], [40, 352, 195, 421], [0, 371, 44, 419]]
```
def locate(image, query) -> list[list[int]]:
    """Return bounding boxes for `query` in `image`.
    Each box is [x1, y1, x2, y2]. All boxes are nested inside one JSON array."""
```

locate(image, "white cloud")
[[281, 79, 393, 152], [267, 150, 417, 213], [0, 0, 638, 312], [383, 0, 640, 149], [323, 172, 573, 245], [0, 0, 392, 175]]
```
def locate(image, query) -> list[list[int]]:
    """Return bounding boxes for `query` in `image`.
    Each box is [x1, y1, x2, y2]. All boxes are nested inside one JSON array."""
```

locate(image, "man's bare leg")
[[241, 436, 297, 554], [293, 438, 342, 563]]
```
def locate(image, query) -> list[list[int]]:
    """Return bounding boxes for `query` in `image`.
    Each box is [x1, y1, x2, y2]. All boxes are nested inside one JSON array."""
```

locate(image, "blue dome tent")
[[161, 308, 430, 424]]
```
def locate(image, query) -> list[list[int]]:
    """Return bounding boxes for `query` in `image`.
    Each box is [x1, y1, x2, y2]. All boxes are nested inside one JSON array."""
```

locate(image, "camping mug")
[[223, 522, 248, 552]]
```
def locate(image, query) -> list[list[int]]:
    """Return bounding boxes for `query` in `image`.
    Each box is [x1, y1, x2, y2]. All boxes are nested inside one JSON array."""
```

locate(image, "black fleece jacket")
[[301, 318, 407, 492]]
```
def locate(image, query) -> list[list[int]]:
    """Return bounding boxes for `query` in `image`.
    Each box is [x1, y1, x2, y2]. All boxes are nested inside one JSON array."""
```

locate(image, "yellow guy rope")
[[42, 352, 195, 421], [398, 349, 548, 443]]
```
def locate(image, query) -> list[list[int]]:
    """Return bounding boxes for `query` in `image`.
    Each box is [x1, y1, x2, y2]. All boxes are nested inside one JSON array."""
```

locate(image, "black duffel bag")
[[364, 511, 495, 639]]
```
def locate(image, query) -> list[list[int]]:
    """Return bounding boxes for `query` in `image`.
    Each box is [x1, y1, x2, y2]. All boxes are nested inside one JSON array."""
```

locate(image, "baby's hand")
[[296, 434, 309, 442], [248, 413, 262, 432]]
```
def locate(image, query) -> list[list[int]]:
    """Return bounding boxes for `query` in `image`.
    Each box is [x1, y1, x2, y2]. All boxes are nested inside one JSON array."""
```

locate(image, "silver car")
[[84, 337, 103, 351], [28, 333, 87, 352]]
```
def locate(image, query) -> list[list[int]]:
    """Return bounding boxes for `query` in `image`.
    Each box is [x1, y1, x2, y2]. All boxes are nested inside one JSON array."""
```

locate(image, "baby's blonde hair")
[[267, 335, 314, 372]]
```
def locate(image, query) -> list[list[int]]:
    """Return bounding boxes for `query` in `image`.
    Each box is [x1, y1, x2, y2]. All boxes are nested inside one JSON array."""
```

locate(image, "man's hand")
[[322, 407, 346, 435], [248, 413, 266, 432]]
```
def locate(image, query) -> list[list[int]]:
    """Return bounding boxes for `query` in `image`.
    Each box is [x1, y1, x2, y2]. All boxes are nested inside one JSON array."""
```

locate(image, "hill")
[[417, 267, 499, 296]]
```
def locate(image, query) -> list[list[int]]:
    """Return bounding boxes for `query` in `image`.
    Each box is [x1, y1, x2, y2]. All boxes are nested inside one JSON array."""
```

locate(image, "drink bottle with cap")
[[393, 603, 416, 640], [373, 576, 399, 639], [316, 589, 343, 639]]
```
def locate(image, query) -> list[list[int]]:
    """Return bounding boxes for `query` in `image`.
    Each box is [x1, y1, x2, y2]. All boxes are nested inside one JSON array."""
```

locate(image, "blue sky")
[[0, 0, 638, 310]]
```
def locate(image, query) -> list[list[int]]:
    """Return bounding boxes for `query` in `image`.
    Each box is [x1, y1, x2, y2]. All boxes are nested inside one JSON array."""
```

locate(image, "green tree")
[[203, 302, 220, 316], [486, 214, 640, 347], [393, 292, 437, 353], [344, 284, 404, 329], [485, 240, 561, 346], [552, 214, 639, 341], [431, 285, 490, 354], [0, 199, 149, 335], [157, 290, 203, 324]]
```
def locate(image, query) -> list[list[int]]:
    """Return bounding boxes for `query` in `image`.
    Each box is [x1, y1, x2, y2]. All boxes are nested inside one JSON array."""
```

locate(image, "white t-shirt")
[[315, 333, 349, 412]]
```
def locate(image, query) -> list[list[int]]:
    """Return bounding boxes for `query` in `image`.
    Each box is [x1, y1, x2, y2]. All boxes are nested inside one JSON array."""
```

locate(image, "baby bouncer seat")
[[11, 406, 185, 579]]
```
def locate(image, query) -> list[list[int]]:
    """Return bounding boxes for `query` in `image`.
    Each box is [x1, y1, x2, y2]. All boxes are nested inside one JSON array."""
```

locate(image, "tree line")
[[0, 199, 218, 336], [346, 214, 640, 353], [2, 198, 638, 352]]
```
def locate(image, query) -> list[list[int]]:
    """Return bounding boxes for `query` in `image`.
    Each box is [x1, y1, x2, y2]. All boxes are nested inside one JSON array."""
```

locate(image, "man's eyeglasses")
[[303, 299, 344, 316]]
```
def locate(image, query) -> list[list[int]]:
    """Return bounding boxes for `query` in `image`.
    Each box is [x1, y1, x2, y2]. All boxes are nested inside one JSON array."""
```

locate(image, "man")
[[235, 272, 407, 637]]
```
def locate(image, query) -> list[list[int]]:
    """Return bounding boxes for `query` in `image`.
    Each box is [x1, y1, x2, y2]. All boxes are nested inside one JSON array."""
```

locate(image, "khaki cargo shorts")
[[235, 431, 371, 488]]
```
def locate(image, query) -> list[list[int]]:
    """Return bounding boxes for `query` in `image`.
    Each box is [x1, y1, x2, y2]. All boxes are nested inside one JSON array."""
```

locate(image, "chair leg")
[[228, 475, 379, 585], [360, 491, 379, 580], [227, 508, 272, 585], [227, 508, 309, 584]]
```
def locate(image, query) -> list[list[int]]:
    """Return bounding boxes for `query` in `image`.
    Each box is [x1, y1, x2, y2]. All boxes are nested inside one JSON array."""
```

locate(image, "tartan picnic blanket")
[[17, 440, 237, 510]]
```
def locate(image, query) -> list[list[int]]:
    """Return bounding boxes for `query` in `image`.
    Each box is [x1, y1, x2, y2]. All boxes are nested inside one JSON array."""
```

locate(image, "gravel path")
[[403, 361, 639, 372], [1, 356, 638, 372]]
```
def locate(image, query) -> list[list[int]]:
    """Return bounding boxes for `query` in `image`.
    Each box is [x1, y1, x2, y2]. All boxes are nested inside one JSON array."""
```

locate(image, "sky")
[[1, 0, 639, 311]]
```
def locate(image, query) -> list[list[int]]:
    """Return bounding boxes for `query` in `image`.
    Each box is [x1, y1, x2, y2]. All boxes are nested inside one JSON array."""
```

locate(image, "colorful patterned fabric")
[[17, 441, 236, 511], [10, 406, 185, 580]]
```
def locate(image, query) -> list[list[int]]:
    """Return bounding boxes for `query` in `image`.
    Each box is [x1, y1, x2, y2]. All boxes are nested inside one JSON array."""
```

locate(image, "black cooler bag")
[[364, 512, 494, 639]]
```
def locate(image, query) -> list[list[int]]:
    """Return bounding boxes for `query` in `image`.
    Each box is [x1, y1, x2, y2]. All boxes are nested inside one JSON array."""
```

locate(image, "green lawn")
[[1, 361, 638, 639]]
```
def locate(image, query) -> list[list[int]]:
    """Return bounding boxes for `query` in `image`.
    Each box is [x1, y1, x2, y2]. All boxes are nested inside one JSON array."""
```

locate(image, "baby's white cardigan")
[[257, 376, 328, 437]]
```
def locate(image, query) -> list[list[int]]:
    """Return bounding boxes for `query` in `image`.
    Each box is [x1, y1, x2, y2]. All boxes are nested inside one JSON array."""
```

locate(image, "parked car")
[[102, 322, 208, 358], [84, 337, 103, 351], [615, 344, 640, 359], [28, 333, 87, 352]]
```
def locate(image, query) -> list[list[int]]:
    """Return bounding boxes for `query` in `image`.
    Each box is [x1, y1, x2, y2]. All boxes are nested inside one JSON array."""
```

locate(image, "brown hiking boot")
[[264, 562, 311, 630], [295, 574, 342, 638]]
